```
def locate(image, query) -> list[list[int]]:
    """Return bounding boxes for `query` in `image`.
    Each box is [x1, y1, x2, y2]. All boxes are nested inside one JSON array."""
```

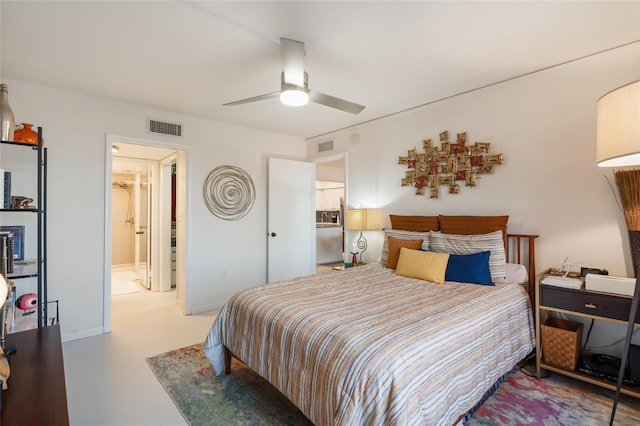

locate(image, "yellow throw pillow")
[[395, 248, 450, 284], [386, 237, 424, 269]]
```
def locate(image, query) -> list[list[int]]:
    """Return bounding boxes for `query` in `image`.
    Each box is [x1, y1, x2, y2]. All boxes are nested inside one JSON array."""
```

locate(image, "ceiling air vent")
[[148, 118, 183, 137], [318, 140, 334, 153]]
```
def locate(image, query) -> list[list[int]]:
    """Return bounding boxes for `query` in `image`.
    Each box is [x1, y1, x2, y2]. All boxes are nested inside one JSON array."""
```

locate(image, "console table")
[[1, 325, 69, 425]]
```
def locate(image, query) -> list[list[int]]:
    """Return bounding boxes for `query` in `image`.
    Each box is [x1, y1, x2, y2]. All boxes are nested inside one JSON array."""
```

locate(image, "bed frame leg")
[[224, 346, 231, 375]]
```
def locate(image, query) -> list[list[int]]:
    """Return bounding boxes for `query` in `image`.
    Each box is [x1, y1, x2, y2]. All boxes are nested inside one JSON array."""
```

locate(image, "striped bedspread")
[[203, 263, 535, 425]]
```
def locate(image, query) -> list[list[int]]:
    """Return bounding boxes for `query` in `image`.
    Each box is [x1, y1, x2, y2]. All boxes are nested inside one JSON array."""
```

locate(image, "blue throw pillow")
[[445, 251, 494, 286]]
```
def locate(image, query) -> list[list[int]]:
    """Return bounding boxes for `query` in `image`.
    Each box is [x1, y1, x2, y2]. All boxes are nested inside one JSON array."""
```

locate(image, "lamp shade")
[[597, 80, 640, 167], [347, 208, 382, 231]]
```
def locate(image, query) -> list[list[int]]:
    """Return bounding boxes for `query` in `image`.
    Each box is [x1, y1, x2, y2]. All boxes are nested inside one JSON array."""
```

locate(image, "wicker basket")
[[541, 316, 583, 370]]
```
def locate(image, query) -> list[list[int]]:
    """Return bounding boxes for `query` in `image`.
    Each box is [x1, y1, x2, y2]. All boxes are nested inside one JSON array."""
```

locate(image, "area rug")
[[111, 270, 141, 296], [147, 344, 312, 425], [111, 279, 140, 296], [466, 366, 640, 425], [147, 344, 640, 425]]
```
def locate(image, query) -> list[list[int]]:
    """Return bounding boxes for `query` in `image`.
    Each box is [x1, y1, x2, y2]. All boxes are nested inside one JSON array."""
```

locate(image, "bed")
[[204, 215, 537, 425]]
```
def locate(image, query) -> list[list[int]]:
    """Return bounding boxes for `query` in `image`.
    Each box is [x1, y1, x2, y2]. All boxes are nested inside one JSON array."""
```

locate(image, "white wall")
[[307, 43, 640, 353], [5, 78, 305, 341], [317, 163, 344, 182]]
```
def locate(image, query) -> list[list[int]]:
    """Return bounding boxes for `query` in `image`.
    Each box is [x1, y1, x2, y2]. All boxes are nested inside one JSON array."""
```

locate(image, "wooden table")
[[1, 325, 69, 425]]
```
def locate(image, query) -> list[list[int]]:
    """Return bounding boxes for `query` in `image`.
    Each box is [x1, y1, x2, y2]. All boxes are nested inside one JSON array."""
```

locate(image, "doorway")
[[104, 136, 188, 332], [313, 153, 347, 273], [111, 159, 154, 293]]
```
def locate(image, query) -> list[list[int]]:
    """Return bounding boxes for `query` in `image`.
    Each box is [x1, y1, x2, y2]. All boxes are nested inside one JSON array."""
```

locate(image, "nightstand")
[[535, 268, 640, 398]]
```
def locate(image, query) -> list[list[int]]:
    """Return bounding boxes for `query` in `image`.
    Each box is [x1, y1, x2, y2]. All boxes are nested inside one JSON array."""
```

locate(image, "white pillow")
[[505, 263, 528, 285], [380, 229, 430, 265], [430, 230, 506, 282]]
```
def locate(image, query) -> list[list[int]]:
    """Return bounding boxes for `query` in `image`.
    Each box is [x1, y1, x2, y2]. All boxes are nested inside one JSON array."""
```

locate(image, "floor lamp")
[[596, 80, 640, 425]]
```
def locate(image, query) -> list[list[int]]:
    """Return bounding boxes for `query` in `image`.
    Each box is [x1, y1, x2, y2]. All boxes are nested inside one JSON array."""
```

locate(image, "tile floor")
[[62, 270, 218, 425], [62, 264, 338, 425]]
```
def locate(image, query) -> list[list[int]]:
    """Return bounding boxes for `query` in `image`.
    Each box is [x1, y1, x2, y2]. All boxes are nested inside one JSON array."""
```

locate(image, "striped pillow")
[[429, 230, 506, 282], [380, 229, 430, 265], [438, 215, 509, 251]]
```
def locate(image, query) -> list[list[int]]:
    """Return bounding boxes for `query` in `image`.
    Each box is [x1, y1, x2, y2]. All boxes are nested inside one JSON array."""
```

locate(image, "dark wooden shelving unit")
[[0, 128, 66, 422], [0, 127, 47, 329]]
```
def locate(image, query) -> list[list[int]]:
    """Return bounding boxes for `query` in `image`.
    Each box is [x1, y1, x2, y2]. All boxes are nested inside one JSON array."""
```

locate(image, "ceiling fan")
[[223, 38, 366, 115]]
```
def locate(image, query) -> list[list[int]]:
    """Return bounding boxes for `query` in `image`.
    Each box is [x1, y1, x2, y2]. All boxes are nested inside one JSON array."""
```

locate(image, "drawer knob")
[[585, 303, 597, 309]]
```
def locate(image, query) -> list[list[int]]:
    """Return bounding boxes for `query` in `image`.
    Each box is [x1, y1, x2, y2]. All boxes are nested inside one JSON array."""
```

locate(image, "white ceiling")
[[2, 1, 639, 140]]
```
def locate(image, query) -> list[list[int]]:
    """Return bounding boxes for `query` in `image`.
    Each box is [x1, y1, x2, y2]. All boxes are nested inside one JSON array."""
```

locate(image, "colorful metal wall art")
[[398, 131, 503, 199]]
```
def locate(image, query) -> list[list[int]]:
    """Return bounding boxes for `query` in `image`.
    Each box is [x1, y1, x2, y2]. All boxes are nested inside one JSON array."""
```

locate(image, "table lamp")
[[596, 79, 640, 424], [347, 208, 382, 263]]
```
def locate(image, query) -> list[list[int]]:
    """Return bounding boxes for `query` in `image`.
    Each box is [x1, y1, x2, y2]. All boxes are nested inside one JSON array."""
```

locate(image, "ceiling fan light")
[[280, 89, 309, 107]]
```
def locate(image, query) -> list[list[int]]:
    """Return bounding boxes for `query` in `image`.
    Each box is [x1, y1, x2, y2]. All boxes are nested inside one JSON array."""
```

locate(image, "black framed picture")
[[0, 225, 24, 261]]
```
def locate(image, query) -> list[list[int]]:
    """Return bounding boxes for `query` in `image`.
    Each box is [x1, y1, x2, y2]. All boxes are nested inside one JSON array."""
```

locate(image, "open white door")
[[268, 157, 316, 282], [134, 166, 152, 289]]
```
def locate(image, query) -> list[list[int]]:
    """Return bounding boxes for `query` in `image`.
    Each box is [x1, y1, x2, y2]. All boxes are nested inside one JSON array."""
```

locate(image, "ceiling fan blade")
[[280, 37, 305, 87], [222, 91, 279, 106], [309, 90, 366, 114]]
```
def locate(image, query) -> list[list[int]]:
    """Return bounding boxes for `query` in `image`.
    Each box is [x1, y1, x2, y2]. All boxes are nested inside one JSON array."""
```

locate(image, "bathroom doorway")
[[105, 137, 187, 330], [111, 160, 153, 292]]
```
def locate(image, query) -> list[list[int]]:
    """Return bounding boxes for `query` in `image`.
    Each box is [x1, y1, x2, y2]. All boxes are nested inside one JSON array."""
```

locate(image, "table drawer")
[[541, 284, 640, 323]]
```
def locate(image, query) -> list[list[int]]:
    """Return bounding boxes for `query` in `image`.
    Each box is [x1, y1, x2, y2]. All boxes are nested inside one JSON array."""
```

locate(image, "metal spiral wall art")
[[203, 165, 256, 220]]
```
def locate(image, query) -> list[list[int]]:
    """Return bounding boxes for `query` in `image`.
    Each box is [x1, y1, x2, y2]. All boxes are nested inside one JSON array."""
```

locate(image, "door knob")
[[270, 232, 277, 237], [136, 231, 144, 235]]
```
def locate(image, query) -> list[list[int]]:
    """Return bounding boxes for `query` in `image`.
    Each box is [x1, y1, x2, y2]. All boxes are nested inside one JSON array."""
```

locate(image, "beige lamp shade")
[[347, 208, 382, 231], [597, 80, 640, 167]]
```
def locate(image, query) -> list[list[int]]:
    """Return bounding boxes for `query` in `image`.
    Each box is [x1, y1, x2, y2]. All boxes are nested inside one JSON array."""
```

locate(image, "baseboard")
[[61, 325, 104, 343]]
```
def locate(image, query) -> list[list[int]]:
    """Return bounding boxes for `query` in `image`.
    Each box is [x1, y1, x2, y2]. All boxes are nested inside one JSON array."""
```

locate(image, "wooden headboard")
[[506, 233, 539, 305]]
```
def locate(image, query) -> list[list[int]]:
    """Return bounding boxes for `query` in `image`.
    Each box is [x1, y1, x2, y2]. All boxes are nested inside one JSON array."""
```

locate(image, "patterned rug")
[[147, 344, 640, 425], [147, 344, 312, 425], [466, 367, 640, 425]]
